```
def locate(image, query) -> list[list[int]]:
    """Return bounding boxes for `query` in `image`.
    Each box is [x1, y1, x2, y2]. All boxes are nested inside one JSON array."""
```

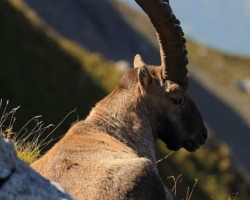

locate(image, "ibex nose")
[[202, 127, 208, 140], [196, 128, 208, 146], [184, 128, 208, 152]]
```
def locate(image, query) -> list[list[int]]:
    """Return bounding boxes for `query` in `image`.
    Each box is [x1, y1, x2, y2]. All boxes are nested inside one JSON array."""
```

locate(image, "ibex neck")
[[86, 88, 157, 164]]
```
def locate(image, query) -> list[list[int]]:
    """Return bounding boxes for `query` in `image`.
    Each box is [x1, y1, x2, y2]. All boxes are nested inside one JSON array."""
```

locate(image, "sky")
[[120, 0, 250, 56]]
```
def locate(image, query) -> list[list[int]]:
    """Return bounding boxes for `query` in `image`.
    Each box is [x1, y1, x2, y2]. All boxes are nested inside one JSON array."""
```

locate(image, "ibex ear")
[[138, 65, 152, 92], [134, 54, 146, 68]]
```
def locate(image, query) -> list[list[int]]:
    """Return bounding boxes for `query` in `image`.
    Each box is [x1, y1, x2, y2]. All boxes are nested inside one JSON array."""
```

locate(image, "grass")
[[167, 175, 198, 200], [158, 153, 198, 200], [0, 100, 77, 164], [0, 100, 43, 164], [8, 0, 122, 93], [156, 137, 250, 199]]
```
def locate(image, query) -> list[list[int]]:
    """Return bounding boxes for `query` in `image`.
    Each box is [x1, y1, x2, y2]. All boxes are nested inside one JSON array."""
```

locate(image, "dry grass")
[[166, 174, 198, 200], [157, 151, 198, 200], [0, 100, 76, 164], [0, 100, 51, 164], [157, 151, 174, 164]]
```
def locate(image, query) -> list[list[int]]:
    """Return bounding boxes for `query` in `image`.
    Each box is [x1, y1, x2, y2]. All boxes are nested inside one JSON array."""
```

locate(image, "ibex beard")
[[32, 0, 208, 199]]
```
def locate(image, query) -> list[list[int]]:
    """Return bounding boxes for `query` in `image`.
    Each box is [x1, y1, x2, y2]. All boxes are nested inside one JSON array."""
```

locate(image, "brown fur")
[[32, 66, 207, 200]]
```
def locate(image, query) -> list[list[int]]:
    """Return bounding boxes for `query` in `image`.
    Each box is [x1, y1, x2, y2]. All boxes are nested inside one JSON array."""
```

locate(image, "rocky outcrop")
[[0, 137, 74, 200]]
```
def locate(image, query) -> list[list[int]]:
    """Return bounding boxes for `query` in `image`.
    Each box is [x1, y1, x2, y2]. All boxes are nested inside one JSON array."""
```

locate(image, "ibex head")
[[125, 0, 208, 152]]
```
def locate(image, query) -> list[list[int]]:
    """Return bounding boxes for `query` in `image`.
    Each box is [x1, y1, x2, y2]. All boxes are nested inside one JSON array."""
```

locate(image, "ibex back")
[[32, 0, 208, 199]]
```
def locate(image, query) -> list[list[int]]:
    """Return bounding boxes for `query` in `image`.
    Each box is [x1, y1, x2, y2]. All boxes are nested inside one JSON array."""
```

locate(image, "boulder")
[[0, 137, 74, 200]]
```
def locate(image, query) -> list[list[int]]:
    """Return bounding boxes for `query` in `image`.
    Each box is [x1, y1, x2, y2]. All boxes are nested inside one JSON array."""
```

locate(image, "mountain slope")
[[22, 0, 160, 65], [0, 0, 122, 147]]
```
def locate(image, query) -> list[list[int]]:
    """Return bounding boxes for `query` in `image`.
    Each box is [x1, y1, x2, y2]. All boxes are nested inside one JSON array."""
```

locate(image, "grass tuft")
[[0, 100, 76, 164], [167, 174, 198, 200], [184, 178, 198, 200], [168, 174, 183, 196], [0, 100, 51, 164]]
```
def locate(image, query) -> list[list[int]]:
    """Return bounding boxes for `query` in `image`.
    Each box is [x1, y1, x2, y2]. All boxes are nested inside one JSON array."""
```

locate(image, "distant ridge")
[[23, 0, 160, 65]]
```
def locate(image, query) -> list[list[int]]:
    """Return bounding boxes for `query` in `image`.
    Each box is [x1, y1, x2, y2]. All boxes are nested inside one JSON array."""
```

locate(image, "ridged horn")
[[135, 0, 188, 83]]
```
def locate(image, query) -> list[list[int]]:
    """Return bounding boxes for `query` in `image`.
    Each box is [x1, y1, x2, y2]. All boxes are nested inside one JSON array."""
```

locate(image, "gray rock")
[[234, 78, 250, 95], [0, 137, 74, 200]]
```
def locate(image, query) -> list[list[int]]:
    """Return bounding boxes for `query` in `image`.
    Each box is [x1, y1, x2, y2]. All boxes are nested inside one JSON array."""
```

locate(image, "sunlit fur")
[[32, 62, 207, 200]]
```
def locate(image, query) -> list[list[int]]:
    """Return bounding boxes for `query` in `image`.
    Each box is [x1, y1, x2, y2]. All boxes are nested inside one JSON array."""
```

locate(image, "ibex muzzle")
[[32, 0, 207, 199]]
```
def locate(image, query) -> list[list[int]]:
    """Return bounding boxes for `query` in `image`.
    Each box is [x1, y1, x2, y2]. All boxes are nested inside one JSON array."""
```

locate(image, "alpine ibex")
[[32, 0, 208, 199]]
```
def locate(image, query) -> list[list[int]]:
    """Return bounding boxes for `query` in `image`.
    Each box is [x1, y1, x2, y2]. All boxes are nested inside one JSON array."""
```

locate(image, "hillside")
[[1, 0, 250, 199], [0, 0, 122, 148], [22, 0, 160, 65]]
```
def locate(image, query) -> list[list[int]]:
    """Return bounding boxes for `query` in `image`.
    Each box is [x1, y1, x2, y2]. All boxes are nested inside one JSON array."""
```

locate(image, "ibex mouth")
[[164, 128, 207, 152], [184, 129, 208, 152], [167, 141, 202, 152], [184, 140, 200, 152]]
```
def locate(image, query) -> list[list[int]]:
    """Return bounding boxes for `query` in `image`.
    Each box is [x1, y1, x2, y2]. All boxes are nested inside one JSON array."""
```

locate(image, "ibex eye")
[[170, 98, 182, 105]]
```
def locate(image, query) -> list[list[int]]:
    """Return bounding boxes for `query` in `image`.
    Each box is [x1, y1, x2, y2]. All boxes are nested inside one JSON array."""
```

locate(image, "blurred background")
[[0, 0, 250, 199]]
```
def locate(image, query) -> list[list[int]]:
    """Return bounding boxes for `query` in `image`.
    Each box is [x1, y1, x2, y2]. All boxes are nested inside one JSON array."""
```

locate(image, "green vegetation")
[[7, 0, 122, 93], [157, 138, 250, 199], [187, 41, 250, 88]]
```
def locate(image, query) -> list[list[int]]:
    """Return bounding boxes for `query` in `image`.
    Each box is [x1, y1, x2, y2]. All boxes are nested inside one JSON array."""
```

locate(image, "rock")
[[233, 78, 250, 95], [0, 137, 74, 200]]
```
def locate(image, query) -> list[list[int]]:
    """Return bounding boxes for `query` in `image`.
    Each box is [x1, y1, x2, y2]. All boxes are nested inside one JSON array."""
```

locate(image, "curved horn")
[[135, 0, 188, 83]]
